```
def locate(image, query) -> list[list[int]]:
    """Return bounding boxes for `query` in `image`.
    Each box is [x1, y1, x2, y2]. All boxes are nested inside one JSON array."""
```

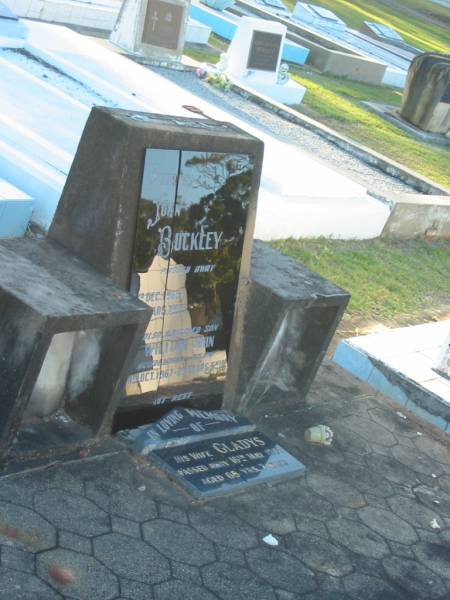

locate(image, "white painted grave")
[[110, 0, 190, 60], [292, 3, 346, 35], [0, 0, 27, 47], [0, 19, 390, 238], [225, 16, 305, 105]]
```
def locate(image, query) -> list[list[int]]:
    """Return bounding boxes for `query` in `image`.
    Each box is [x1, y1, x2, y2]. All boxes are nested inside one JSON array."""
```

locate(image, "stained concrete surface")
[[0, 358, 449, 599]]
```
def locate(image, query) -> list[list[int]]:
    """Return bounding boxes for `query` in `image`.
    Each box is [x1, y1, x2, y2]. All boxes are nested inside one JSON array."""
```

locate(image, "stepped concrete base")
[[334, 321, 450, 434]]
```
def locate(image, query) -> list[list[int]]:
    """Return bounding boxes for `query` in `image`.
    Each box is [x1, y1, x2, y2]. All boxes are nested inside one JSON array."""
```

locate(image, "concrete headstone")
[[48, 108, 264, 427], [110, 0, 190, 61], [400, 52, 450, 134], [224, 16, 305, 105]]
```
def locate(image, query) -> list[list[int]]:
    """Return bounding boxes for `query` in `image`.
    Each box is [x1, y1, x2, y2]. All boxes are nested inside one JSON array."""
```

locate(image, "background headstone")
[[224, 17, 306, 105], [48, 108, 264, 428], [400, 52, 450, 134], [110, 0, 190, 61]]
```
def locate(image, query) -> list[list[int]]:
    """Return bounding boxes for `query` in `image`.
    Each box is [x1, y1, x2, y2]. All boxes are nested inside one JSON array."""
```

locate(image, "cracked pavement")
[[0, 358, 449, 599]]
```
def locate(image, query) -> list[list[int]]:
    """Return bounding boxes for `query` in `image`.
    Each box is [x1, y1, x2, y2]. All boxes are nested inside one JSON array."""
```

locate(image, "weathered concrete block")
[[0, 237, 150, 463], [400, 53, 450, 134], [381, 194, 450, 239], [224, 240, 350, 414]]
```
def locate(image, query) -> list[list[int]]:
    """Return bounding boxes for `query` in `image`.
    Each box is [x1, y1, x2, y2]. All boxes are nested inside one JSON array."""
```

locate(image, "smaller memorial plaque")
[[247, 31, 282, 72], [142, 0, 183, 50], [120, 407, 255, 453], [151, 431, 305, 498]]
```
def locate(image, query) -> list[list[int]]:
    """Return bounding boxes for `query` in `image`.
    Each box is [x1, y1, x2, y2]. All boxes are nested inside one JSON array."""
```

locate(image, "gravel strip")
[[149, 66, 415, 196]]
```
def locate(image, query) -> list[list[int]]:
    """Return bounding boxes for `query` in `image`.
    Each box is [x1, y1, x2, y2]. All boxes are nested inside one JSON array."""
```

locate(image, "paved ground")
[[151, 66, 415, 197], [0, 358, 449, 599]]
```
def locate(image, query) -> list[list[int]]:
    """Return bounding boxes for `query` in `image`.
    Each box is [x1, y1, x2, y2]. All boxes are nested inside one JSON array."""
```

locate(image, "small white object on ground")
[[417, 432, 423, 436], [138, 485, 146, 492], [396, 411, 407, 420], [431, 473, 438, 478], [304, 425, 334, 446], [263, 534, 279, 546], [430, 518, 441, 529]]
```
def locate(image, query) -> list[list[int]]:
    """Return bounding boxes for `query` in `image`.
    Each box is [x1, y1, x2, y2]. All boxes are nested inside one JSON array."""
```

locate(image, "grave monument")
[[0, 237, 150, 466], [110, 0, 190, 61], [400, 52, 450, 135], [223, 17, 306, 105], [48, 107, 264, 428]]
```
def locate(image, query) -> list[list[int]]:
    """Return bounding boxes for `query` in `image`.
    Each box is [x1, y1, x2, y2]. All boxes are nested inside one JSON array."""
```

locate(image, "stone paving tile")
[[34, 489, 109, 537], [246, 546, 317, 594], [0, 566, 62, 599], [93, 533, 169, 584], [0, 545, 35, 574], [119, 578, 154, 600], [58, 531, 92, 555], [189, 507, 257, 549], [358, 506, 418, 544], [0, 360, 449, 599], [111, 516, 141, 539], [154, 579, 218, 600], [36, 548, 119, 599], [142, 519, 215, 566], [0, 500, 56, 552], [202, 561, 277, 600]]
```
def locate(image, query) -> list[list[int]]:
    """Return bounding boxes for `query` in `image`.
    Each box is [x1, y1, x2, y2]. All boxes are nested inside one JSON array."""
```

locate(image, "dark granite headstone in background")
[[400, 52, 450, 134], [247, 31, 282, 71], [120, 407, 255, 453], [48, 108, 264, 428], [152, 430, 305, 498]]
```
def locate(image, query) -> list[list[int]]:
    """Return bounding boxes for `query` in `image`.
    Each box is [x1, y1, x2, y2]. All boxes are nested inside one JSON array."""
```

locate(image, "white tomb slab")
[[0, 0, 27, 47], [225, 16, 305, 105], [292, 3, 346, 34], [185, 17, 210, 44], [110, 0, 190, 61]]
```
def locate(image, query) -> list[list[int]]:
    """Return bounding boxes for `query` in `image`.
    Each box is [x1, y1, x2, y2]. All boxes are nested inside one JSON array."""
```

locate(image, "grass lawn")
[[291, 70, 450, 190], [271, 238, 450, 327], [184, 34, 228, 64], [282, 0, 450, 53]]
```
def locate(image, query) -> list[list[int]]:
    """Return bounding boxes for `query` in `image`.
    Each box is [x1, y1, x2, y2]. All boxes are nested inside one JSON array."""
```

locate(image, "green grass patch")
[[282, 0, 450, 53], [183, 35, 228, 65], [291, 70, 450, 189], [183, 46, 220, 64], [270, 238, 450, 321]]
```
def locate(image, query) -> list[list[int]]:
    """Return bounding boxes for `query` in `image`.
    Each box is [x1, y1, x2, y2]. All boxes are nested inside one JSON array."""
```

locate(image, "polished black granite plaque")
[[247, 31, 282, 72], [152, 431, 305, 498], [120, 407, 255, 453], [142, 0, 183, 50], [126, 149, 254, 413]]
